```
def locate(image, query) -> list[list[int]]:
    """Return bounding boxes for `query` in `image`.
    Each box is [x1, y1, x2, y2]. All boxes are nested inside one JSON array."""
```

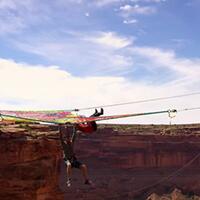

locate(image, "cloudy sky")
[[0, 0, 200, 124]]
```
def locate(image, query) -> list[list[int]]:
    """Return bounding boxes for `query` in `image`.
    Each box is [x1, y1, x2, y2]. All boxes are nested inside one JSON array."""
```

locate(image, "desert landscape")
[[1, 123, 200, 200], [1, 0, 200, 199]]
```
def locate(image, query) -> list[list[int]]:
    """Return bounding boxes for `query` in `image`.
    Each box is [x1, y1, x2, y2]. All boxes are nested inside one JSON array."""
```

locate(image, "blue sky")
[[0, 0, 200, 124]]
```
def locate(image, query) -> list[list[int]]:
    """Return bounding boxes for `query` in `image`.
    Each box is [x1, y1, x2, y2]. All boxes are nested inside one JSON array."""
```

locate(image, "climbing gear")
[[168, 109, 177, 125]]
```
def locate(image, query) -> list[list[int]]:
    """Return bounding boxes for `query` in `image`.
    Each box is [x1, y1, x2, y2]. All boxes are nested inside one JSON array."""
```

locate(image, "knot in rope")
[[168, 109, 177, 119]]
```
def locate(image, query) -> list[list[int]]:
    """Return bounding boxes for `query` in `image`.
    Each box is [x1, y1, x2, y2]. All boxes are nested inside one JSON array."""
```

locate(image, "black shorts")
[[64, 157, 82, 169]]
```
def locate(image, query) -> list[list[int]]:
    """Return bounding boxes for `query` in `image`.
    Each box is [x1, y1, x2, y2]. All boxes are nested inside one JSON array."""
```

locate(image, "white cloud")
[[123, 19, 138, 24], [92, 0, 165, 6], [0, 0, 48, 35], [0, 0, 32, 9], [0, 14, 26, 34], [0, 58, 138, 111], [130, 0, 165, 2], [120, 4, 156, 15], [85, 32, 133, 49], [117, 1, 163, 24], [69, 0, 83, 3], [85, 12, 90, 17], [118, 4, 156, 23], [0, 58, 200, 124], [12, 30, 200, 88], [143, 0, 165, 2], [0, 0, 33, 34], [132, 47, 200, 78], [93, 0, 120, 7], [120, 4, 132, 11], [12, 31, 134, 75]]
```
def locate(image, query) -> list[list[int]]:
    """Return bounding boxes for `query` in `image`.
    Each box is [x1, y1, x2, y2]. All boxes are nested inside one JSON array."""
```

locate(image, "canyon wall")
[[1, 123, 200, 200], [0, 124, 63, 200]]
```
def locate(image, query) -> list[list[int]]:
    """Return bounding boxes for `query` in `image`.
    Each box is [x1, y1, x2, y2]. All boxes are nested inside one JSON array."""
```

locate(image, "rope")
[[0, 109, 173, 125], [132, 152, 200, 194], [70, 91, 200, 111], [0, 106, 200, 125], [0, 113, 60, 125], [178, 106, 200, 112], [0, 113, 3, 121], [26, 152, 200, 197]]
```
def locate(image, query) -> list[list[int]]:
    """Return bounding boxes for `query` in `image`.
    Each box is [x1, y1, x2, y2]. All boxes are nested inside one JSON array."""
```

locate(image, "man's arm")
[[59, 126, 65, 148], [71, 126, 77, 144]]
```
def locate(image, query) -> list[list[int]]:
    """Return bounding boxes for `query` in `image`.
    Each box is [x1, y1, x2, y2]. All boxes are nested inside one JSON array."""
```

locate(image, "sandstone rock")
[[171, 188, 186, 200], [147, 189, 200, 200], [1, 123, 200, 200], [147, 193, 160, 200]]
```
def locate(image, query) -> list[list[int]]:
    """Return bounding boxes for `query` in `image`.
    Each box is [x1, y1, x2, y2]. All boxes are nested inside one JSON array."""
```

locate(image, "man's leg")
[[91, 108, 104, 117], [72, 159, 94, 186], [80, 164, 89, 181], [80, 164, 94, 185], [66, 160, 72, 187]]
